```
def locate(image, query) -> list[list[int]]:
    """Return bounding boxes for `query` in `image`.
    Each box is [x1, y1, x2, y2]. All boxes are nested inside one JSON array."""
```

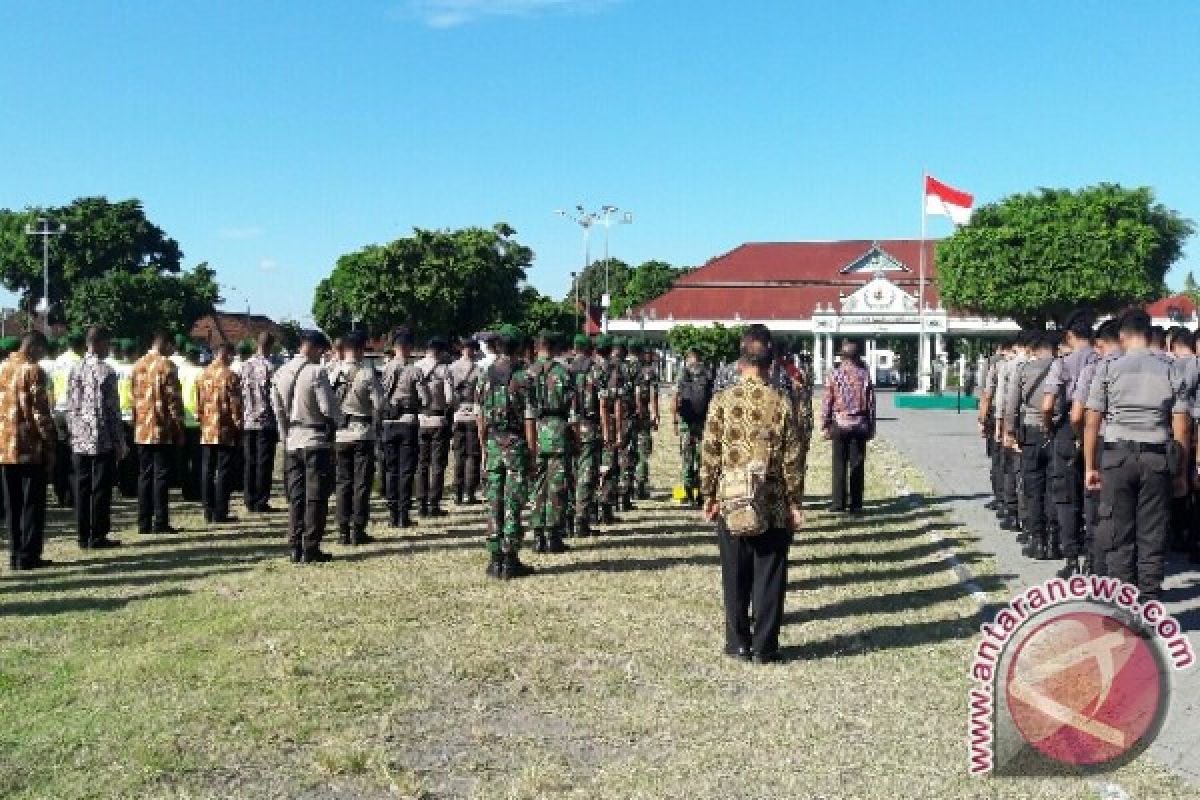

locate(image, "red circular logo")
[[1005, 610, 1166, 767]]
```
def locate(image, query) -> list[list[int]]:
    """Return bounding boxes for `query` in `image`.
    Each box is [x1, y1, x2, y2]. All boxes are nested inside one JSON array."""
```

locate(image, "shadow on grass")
[[0, 587, 191, 617], [776, 616, 980, 662]]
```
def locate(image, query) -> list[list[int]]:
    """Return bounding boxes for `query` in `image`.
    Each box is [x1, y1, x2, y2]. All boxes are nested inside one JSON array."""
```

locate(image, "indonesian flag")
[[925, 175, 974, 226]]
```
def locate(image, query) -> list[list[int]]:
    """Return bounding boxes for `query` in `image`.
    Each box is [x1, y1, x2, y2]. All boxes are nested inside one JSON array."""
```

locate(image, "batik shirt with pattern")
[[699, 373, 804, 527], [241, 354, 276, 431], [132, 351, 185, 445], [0, 352, 55, 464], [197, 361, 244, 446], [66, 354, 122, 456]]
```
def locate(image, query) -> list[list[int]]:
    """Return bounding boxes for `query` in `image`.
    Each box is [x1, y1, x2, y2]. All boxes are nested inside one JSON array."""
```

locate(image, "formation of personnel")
[[978, 309, 1198, 604], [3, 323, 746, 583]]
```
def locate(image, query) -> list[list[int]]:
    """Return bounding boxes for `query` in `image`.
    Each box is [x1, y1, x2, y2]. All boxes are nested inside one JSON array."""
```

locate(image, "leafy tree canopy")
[[667, 323, 745, 365], [0, 197, 217, 341], [569, 258, 688, 318], [313, 223, 531, 340], [936, 184, 1193, 328], [512, 287, 576, 341]]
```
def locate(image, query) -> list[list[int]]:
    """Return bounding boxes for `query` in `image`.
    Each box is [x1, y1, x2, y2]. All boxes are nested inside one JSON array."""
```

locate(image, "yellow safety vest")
[[179, 364, 202, 428]]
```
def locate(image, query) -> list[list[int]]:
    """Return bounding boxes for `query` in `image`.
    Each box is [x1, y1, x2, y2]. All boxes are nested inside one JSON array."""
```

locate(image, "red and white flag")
[[925, 175, 974, 226]]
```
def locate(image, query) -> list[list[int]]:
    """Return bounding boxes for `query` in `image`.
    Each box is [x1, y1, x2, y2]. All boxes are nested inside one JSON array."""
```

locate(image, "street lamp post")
[[570, 271, 580, 333], [556, 205, 633, 335], [24, 217, 66, 333], [598, 205, 633, 306]]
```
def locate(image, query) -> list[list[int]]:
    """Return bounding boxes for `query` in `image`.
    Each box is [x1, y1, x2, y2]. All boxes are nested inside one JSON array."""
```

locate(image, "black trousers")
[[53, 435, 73, 508], [117, 423, 138, 498], [178, 428, 202, 501], [1001, 446, 1020, 519], [243, 429, 277, 511], [202, 444, 236, 521], [1020, 428, 1052, 543], [4, 463, 47, 568], [1097, 444, 1172, 600], [284, 447, 332, 550], [137, 444, 173, 532], [416, 425, 450, 506], [73, 452, 115, 546], [717, 523, 792, 656], [830, 429, 867, 511], [335, 440, 375, 533], [383, 422, 418, 519], [451, 420, 481, 499], [1049, 426, 1085, 558]]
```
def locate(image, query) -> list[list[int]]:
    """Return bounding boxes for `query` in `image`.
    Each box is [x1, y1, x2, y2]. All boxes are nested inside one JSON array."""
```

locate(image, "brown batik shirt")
[[0, 351, 56, 465], [197, 361, 244, 446], [700, 372, 804, 528], [132, 351, 185, 446]]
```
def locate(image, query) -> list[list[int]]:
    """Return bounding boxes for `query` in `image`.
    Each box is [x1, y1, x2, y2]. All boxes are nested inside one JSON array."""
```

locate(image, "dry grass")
[[0, 425, 1191, 799]]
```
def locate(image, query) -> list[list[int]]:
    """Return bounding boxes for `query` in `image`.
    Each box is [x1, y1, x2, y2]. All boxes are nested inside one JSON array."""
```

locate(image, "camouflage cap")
[[498, 324, 523, 344], [629, 338, 646, 353], [572, 333, 590, 348], [595, 334, 612, 349]]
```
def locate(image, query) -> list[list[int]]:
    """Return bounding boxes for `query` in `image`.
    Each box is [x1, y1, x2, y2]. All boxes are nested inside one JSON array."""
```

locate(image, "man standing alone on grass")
[[820, 340, 876, 513], [66, 326, 126, 550], [1, 332, 57, 570], [701, 324, 805, 664], [673, 347, 712, 508], [197, 343, 244, 525], [132, 333, 185, 535]]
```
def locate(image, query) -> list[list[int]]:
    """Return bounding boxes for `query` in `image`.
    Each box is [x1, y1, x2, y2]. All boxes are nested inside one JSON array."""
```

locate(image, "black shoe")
[[398, 514, 415, 529], [338, 531, 352, 546], [301, 548, 333, 563], [533, 532, 548, 554], [203, 511, 213, 524], [89, 537, 122, 549], [257, 504, 280, 514], [19, 558, 56, 569], [984, 500, 997, 511], [418, 502, 430, 518], [1015, 530, 1029, 544], [1020, 537, 1037, 558], [547, 533, 568, 554], [638, 484, 650, 501], [752, 651, 780, 665], [999, 516, 1018, 532], [455, 492, 464, 506], [214, 515, 240, 525], [353, 531, 376, 545], [486, 554, 503, 579], [465, 495, 480, 505], [153, 525, 180, 535], [500, 554, 535, 580], [1055, 558, 1081, 579], [1047, 540, 1063, 560], [1082, 556, 1096, 574], [620, 496, 635, 512], [600, 505, 616, 525], [829, 505, 846, 514], [565, 518, 576, 539], [289, 547, 302, 563], [430, 506, 448, 518], [724, 645, 752, 662]]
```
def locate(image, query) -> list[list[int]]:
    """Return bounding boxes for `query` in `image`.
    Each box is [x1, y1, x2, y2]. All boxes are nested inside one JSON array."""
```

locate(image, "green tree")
[[313, 224, 531, 339], [937, 184, 1194, 328], [277, 318, 303, 352], [1182, 271, 1200, 307], [574, 258, 632, 312], [611, 260, 687, 317], [0, 197, 184, 324], [512, 287, 576, 340], [65, 262, 220, 346], [667, 323, 745, 365]]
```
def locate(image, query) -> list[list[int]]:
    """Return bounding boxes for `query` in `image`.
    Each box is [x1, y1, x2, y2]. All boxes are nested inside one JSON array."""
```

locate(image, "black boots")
[[486, 552, 503, 578], [620, 495, 634, 512], [546, 530, 568, 554], [574, 515, 591, 538], [300, 547, 333, 563], [499, 552, 534, 580], [600, 504, 616, 525], [637, 483, 650, 501], [533, 531, 548, 553], [418, 501, 429, 518], [1021, 536, 1051, 560]]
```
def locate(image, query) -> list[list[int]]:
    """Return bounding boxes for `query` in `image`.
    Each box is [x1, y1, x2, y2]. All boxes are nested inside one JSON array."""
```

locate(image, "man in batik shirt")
[[132, 333, 185, 534], [198, 343, 244, 524]]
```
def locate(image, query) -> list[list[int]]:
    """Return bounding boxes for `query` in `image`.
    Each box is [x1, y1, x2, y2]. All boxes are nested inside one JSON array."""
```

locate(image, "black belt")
[[1104, 441, 1168, 454]]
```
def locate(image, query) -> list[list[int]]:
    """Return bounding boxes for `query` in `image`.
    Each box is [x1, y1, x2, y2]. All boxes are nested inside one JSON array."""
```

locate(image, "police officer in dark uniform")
[[1042, 313, 1097, 577], [1005, 332, 1058, 559], [1085, 310, 1190, 602]]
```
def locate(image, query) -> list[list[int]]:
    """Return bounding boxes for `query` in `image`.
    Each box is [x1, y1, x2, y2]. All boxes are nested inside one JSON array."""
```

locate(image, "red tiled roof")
[[1145, 294, 1197, 319], [637, 240, 940, 321]]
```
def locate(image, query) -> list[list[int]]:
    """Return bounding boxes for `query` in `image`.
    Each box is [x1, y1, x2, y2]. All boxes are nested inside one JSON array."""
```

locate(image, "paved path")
[[875, 391, 1200, 786]]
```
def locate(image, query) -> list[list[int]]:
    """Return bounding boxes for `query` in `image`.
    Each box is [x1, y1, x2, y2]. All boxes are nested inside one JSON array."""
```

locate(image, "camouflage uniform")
[[615, 357, 639, 506], [675, 361, 713, 498], [569, 352, 604, 536], [632, 357, 659, 497], [478, 354, 535, 575], [527, 354, 573, 552], [598, 352, 625, 514]]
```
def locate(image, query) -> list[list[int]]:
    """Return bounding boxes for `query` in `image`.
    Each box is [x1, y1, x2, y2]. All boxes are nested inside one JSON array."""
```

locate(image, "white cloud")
[[219, 226, 264, 241], [405, 0, 621, 29], [259, 258, 279, 272]]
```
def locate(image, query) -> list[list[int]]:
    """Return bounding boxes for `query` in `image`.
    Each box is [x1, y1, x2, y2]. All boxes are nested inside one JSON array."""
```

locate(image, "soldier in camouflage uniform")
[[596, 336, 622, 524], [527, 332, 574, 554], [613, 338, 639, 512], [477, 326, 537, 579], [673, 347, 713, 507], [569, 334, 604, 537], [630, 339, 660, 500]]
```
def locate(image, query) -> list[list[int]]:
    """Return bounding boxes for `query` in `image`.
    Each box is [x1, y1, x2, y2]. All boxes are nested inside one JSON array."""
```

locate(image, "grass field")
[[0, 425, 1192, 799]]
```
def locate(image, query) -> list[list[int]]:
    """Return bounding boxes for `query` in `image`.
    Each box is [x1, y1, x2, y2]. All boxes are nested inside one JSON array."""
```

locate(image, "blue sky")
[[2, 1, 1199, 323]]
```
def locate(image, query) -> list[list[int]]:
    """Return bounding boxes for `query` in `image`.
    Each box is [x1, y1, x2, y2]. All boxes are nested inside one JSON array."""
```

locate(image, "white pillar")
[[813, 332, 823, 384], [825, 333, 834, 374], [867, 338, 877, 383]]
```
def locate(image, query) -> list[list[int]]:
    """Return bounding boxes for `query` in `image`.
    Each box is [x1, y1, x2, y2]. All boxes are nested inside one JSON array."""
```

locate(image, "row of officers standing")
[[0, 324, 671, 581], [978, 308, 1200, 605]]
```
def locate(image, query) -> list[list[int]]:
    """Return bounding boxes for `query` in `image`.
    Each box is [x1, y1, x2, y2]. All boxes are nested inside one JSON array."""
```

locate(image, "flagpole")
[[918, 169, 928, 393]]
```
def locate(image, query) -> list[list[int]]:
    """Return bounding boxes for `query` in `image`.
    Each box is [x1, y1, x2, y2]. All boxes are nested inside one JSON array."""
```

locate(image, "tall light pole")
[[555, 206, 597, 326], [557, 205, 633, 335], [598, 205, 633, 306], [570, 271, 580, 333], [24, 217, 66, 333]]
